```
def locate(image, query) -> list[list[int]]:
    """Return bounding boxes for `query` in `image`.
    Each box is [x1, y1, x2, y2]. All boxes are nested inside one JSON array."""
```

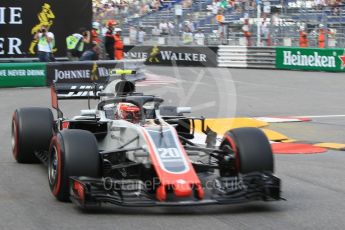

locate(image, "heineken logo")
[[283, 51, 336, 68], [339, 53, 345, 67]]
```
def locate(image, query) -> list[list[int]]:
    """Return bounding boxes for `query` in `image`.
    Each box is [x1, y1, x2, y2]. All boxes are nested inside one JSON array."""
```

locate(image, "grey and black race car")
[[11, 75, 281, 209]]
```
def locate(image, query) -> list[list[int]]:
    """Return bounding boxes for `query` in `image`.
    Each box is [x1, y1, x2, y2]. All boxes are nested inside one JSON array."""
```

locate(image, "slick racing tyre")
[[48, 129, 101, 202], [12, 107, 54, 163], [220, 127, 274, 174]]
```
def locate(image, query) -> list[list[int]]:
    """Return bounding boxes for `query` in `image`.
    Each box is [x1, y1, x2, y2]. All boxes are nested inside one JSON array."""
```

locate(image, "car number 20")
[[158, 148, 181, 159]]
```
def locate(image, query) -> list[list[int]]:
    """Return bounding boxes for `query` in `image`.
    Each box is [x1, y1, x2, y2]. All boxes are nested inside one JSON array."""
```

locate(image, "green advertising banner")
[[0, 63, 46, 87], [276, 47, 345, 72]]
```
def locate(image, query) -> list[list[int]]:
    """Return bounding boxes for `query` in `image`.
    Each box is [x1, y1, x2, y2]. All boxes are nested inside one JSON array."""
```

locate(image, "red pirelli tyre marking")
[[223, 135, 240, 171], [11, 112, 19, 160], [50, 136, 62, 196]]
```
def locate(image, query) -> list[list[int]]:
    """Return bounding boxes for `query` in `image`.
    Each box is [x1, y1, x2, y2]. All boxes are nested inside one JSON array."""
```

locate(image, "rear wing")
[[52, 69, 137, 100], [51, 69, 139, 118]]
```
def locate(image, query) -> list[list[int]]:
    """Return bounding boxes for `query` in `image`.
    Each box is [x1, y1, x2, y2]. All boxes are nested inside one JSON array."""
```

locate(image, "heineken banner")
[[0, 62, 46, 87], [124, 46, 218, 67], [0, 0, 92, 59], [276, 47, 345, 72]]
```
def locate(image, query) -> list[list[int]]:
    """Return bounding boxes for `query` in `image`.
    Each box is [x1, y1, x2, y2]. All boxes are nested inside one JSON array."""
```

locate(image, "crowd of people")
[[92, 0, 164, 24], [33, 18, 126, 62], [32, 0, 344, 61]]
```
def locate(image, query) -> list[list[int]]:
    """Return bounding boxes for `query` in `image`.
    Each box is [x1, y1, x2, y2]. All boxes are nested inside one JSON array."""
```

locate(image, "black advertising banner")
[[46, 61, 125, 85], [0, 0, 92, 58], [124, 46, 218, 67]]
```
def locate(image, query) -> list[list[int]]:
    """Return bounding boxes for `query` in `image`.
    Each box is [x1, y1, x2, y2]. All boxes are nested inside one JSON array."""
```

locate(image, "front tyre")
[[48, 129, 101, 202], [220, 127, 274, 174]]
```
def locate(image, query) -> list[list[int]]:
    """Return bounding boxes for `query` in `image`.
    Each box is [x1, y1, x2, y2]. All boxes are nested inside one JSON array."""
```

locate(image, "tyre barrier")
[[217, 46, 276, 69]]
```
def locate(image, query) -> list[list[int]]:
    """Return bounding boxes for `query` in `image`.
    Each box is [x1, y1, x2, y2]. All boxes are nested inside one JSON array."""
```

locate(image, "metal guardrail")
[[218, 46, 276, 68]]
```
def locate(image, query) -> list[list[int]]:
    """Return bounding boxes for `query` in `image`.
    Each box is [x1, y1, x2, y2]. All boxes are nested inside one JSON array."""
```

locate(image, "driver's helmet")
[[115, 103, 140, 123]]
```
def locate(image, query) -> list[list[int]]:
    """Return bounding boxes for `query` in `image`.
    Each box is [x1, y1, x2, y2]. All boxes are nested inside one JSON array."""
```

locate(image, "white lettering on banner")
[[160, 51, 207, 62], [125, 50, 208, 62], [27, 70, 44, 76], [125, 52, 147, 59], [9, 7, 22, 24], [283, 50, 336, 68], [0, 8, 5, 24], [0, 38, 4, 55], [0, 37, 22, 55], [200, 54, 206, 62], [0, 7, 23, 24], [160, 51, 171, 60], [97, 67, 109, 77], [54, 70, 91, 82], [7, 70, 26, 76], [8, 38, 22, 54], [0, 70, 7, 76]]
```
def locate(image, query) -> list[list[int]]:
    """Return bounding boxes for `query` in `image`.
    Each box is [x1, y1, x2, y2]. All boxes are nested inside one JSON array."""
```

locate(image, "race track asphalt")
[[1, 66, 345, 230]]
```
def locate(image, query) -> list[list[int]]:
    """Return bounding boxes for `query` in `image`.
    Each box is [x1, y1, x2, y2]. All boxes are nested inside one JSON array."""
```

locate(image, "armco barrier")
[[218, 46, 276, 68], [0, 62, 46, 88], [276, 47, 345, 72]]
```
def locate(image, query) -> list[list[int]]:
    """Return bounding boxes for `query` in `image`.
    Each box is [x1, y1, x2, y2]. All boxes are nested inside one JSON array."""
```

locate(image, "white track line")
[[294, 115, 345, 119]]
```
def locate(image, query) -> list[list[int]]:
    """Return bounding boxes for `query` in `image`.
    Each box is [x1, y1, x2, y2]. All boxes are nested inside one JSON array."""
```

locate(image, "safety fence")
[[0, 60, 145, 88]]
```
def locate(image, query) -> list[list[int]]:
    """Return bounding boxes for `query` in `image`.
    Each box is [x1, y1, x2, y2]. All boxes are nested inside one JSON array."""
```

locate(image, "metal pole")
[[257, 2, 261, 46]]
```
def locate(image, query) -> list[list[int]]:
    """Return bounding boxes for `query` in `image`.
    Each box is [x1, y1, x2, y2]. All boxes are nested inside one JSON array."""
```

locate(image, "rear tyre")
[[12, 107, 54, 163], [220, 127, 274, 174], [48, 129, 101, 202]]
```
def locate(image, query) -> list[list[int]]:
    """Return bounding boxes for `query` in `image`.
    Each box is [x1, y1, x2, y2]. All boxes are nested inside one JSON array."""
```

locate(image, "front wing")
[[69, 172, 281, 208]]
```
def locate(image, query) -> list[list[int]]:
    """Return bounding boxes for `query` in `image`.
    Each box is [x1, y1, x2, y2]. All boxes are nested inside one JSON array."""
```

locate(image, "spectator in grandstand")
[[159, 21, 169, 35], [92, 22, 101, 44], [138, 27, 146, 44], [114, 28, 124, 60], [152, 24, 162, 36], [271, 12, 280, 26], [314, 0, 326, 10], [184, 20, 195, 33], [80, 42, 100, 61], [219, 0, 229, 8], [168, 21, 175, 35], [129, 26, 138, 44], [263, 1, 271, 20], [318, 24, 326, 48], [66, 28, 91, 61], [261, 20, 271, 46], [105, 20, 116, 59], [215, 9, 225, 40], [242, 18, 252, 46], [183, 0, 193, 8], [34, 25, 55, 62], [216, 9, 225, 25], [212, 0, 219, 16], [194, 29, 205, 45], [299, 26, 309, 47], [182, 27, 193, 45]]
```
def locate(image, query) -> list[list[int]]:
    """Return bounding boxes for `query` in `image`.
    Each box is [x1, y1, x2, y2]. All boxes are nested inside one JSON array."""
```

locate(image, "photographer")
[[34, 25, 55, 62], [66, 28, 91, 61]]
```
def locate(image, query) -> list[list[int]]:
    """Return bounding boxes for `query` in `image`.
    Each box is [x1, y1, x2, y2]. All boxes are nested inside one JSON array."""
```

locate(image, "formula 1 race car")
[[11, 73, 281, 208]]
